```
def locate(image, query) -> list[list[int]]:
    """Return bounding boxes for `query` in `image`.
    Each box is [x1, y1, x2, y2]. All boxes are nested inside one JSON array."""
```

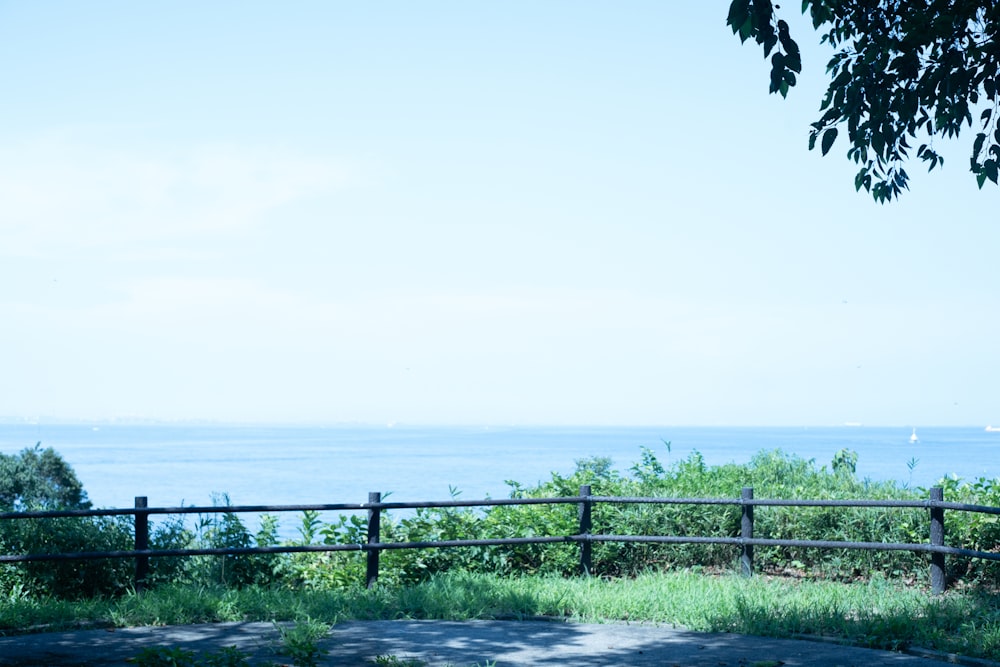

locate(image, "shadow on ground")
[[327, 619, 973, 666], [0, 619, 978, 667]]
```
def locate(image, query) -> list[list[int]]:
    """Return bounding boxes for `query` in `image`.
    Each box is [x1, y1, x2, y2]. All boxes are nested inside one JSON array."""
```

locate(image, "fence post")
[[740, 487, 754, 578], [929, 486, 946, 594], [134, 496, 149, 592], [366, 492, 381, 588], [579, 485, 592, 576]]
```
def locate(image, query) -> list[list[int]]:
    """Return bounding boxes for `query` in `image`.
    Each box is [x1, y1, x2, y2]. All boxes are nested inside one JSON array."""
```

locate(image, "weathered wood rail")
[[3, 486, 1000, 594]]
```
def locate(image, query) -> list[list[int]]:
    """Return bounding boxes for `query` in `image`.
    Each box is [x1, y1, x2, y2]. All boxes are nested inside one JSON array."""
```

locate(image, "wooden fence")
[[3, 486, 1000, 595]]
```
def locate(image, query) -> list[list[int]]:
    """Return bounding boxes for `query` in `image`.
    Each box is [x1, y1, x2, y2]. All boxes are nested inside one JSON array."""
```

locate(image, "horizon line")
[[0, 417, 993, 430]]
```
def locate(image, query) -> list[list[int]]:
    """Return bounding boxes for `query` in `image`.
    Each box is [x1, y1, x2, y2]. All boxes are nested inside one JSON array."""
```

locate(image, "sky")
[[1, 2, 998, 427]]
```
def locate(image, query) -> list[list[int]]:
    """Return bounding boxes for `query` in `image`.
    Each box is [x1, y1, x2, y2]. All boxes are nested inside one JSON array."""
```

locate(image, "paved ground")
[[0, 620, 993, 667]]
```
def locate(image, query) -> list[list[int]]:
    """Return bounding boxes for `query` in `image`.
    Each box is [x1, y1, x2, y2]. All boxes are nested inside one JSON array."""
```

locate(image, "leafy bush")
[[0, 444, 134, 597], [0, 450, 279, 597], [0, 508, 198, 598], [0, 444, 90, 512], [0, 515, 135, 598], [4, 442, 999, 597], [933, 475, 1000, 586], [280, 446, 997, 589], [278, 510, 368, 589], [183, 495, 282, 587]]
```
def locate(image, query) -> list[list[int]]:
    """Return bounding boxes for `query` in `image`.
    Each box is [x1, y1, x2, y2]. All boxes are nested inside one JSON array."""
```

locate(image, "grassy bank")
[[3, 570, 999, 661]]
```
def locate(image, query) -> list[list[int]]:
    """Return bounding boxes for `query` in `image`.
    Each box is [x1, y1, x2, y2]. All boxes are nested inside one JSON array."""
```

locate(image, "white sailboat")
[[909, 428, 919, 443]]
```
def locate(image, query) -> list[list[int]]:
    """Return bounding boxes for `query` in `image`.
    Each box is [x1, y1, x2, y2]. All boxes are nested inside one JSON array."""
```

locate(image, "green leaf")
[[978, 171, 989, 189], [986, 160, 999, 185], [974, 132, 987, 157], [776, 20, 795, 52], [871, 131, 886, 157], [854, 169, 867, 191], [820, 128, 838, 156], [763, 33, 778, 57], [769, 63, 783, 95], [818, 92, 834, 111], [727, 0, 751, 32]]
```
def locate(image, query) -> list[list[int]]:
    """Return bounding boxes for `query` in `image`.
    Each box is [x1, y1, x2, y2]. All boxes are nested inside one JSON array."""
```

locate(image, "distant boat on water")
[[986, 426, 1000, 433], [910, 428, 919, 443]]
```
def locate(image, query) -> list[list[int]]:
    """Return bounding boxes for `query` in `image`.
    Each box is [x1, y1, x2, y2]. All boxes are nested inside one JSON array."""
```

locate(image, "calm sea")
[[1, 424, 998, 513]]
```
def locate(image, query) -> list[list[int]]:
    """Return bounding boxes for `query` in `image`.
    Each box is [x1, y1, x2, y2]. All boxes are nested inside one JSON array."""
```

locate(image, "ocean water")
[[1, 423, 998, 513]]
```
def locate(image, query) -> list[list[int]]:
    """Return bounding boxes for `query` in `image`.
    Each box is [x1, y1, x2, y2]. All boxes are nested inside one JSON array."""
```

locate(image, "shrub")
[[280, 510, 367, 589], [184, 496, 282, 587], [0, 444, 90, 512], [0, 444, 134, 597]]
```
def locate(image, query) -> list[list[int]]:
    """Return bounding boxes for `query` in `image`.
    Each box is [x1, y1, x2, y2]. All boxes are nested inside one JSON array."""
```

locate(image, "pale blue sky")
[[1, 2, 997, 426]]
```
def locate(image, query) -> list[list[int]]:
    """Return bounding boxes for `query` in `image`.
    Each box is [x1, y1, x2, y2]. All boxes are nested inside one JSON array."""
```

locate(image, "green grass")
[[3, 570, 999, 661]]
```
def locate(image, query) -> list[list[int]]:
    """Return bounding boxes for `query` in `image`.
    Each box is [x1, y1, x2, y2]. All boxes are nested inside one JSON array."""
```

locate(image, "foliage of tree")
[[0, 443, 91, 511], [0, 445, 200, 597], [0, 445, 135, 597], [727, 0, 1000, 202]]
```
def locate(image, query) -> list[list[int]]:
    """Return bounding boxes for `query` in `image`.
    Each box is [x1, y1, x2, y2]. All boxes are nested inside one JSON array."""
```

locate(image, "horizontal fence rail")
[[3, 486, 1000, 594]]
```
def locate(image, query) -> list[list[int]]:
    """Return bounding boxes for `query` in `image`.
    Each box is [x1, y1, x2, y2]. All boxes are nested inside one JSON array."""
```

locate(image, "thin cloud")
[[0, 134, 353, 257]]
